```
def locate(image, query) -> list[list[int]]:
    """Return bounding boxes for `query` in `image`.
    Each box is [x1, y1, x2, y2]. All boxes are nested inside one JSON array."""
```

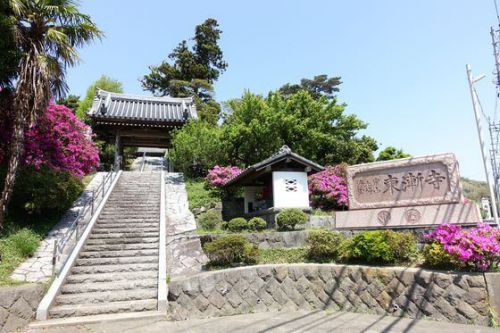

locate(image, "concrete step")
[[96, 218, 159, 224], [88, 232, 158, 239], [65, 270, 158, 284], [71, 262, 158, 275], [98, 213, 159, 219], [99, 205, 160, 209], [49, 299, 158, 318], [85, 237, 158, 245], [61, 279, 158, 294], [75, 255, 157, 266], [79, 249, 158, 258], [56, 289, 158, 306], [99, 209, 159, 213], [92, 227, 159, 233], [108, 192, 160, 195], [83, 243, 158, 252], [98, 214, 159, 219], [106, 196, 160, 199], [108, 196, 160, 198]]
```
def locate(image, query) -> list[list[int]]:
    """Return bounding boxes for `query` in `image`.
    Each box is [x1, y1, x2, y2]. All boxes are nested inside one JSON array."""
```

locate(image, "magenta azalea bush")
[[425, 223, 500, 271], [205, 165, 243, 199], [206, 165, 243, 187], [0, 103, 99, 177], [308, 165, 348, 210]]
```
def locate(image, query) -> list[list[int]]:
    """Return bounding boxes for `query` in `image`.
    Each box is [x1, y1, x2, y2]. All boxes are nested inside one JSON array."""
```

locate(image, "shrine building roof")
[[224, 145, 324, 187]]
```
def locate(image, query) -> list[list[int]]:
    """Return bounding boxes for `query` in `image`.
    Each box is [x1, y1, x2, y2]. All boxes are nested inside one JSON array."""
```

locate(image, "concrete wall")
[[0, 283, 44, 333], [168, 264, 498, 326], [272, 171, 309, 209]]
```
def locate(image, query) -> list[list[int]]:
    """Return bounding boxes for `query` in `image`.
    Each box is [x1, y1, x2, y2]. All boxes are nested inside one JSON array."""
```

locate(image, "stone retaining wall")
[[308, 216, 335, 228], [168, 264, 498, 326], [0, 283, 44, 333], [200, 230, 310, 249]]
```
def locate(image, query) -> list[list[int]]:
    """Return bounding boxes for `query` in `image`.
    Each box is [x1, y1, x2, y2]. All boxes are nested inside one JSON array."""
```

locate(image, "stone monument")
[[335, 153, 482, 229]]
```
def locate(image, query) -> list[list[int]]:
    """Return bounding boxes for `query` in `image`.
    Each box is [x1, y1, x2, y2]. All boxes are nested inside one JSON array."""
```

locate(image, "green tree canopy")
[[376, 146, 411, 161], [141, 18, 227, 124], [223, 91, 377, 166], [76, 75, 123, 120], [279, 74, 342, 100], [170, 120, 226, 177], [170, 88, 378, 176], [56, 94, 80, 112]]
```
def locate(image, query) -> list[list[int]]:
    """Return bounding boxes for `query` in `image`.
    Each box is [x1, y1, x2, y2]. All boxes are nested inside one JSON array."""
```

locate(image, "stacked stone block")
[[168, 264, 493, 326]]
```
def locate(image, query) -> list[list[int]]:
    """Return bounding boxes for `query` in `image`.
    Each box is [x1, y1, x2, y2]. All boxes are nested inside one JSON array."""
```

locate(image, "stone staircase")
[[48, 172, 161, 318]]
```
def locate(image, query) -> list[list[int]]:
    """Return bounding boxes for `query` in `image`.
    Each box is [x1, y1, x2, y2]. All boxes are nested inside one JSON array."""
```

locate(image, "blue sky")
[[67, 0, 498, 180]]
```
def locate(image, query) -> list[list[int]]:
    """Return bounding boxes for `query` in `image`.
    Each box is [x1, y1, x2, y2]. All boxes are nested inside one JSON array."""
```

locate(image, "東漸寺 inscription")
[[347, 153, 462, 210]]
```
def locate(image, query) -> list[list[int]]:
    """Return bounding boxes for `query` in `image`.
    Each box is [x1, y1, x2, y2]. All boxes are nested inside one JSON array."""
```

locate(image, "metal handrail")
[[51, 169, 118, 277]]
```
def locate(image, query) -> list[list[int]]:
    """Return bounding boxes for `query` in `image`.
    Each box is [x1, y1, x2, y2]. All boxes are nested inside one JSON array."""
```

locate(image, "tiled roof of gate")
[[89, 89, 197, 123]]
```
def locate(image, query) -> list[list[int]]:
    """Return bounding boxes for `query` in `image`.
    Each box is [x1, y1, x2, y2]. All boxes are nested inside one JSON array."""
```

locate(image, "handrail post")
[[102, 174, 106, 199], [51, 239, 57, 278], [91, 189, 95, 216]]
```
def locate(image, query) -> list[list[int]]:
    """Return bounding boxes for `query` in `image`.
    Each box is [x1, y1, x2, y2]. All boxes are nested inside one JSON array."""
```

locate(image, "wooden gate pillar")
[[114, 130, 122, 171]]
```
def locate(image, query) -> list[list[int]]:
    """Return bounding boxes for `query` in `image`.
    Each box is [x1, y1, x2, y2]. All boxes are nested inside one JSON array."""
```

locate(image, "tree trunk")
[[0, 112, 26, 227]]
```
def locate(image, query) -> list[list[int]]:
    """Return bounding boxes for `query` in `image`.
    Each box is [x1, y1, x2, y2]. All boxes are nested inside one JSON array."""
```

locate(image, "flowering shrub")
[[206, 165, 242, 187], [205, 165, 243, 199], [424, 223, 500, 271], [308, 165, 348, 210], [0, 103, 99, 177]]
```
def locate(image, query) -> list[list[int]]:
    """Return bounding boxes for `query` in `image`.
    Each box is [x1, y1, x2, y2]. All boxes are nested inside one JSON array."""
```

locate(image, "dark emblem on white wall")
[[405, 208, 421, 223], [377, 210, 391, 226], [284, 179, 298, 192]]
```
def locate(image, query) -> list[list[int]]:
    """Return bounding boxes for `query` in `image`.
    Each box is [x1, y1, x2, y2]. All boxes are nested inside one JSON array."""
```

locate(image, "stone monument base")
[[335, 202, 481, 229]]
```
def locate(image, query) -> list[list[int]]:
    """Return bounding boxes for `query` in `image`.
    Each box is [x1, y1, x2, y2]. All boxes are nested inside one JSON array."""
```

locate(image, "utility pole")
[[466, 64, 500, 227]]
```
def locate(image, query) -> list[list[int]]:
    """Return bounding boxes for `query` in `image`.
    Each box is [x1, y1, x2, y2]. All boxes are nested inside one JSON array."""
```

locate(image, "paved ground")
[[25, 310, 499, 333], [165, 172, 208, 278], [11, 172, 107, 283], [130, 156, 166, 172]]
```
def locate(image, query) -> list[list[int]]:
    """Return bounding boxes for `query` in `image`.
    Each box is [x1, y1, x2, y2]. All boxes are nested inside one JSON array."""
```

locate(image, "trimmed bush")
[[276, 208, 308, 231], [307, 231, 344, 262], [197, 211, 222, 231], [248, 217, 267, 231], [343, 230, 416, 264], [422, 242, 460, 270], [226, 217, 248, 232], [203, 235, 259, 266]]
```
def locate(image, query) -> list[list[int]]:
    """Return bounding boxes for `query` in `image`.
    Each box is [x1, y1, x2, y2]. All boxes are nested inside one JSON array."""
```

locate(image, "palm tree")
[[0, 0, 102, 226]]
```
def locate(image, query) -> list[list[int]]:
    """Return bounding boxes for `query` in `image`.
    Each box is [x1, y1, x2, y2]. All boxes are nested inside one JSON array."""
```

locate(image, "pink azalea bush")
[[205, 165, 243, 199], [0, 103, 99, 177], [206, 165, 243, 187], [308, 165, 348, 210], [425, 223, 500, 271]]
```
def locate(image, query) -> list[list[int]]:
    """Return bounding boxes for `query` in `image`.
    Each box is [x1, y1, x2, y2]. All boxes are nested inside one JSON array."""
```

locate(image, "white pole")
[[466, 64, 500, 226]]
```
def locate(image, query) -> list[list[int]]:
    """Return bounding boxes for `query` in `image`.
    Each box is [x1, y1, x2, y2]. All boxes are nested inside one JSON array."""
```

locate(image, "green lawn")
[[0, 213, 61, 285], [185, 178, 220, 210]]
